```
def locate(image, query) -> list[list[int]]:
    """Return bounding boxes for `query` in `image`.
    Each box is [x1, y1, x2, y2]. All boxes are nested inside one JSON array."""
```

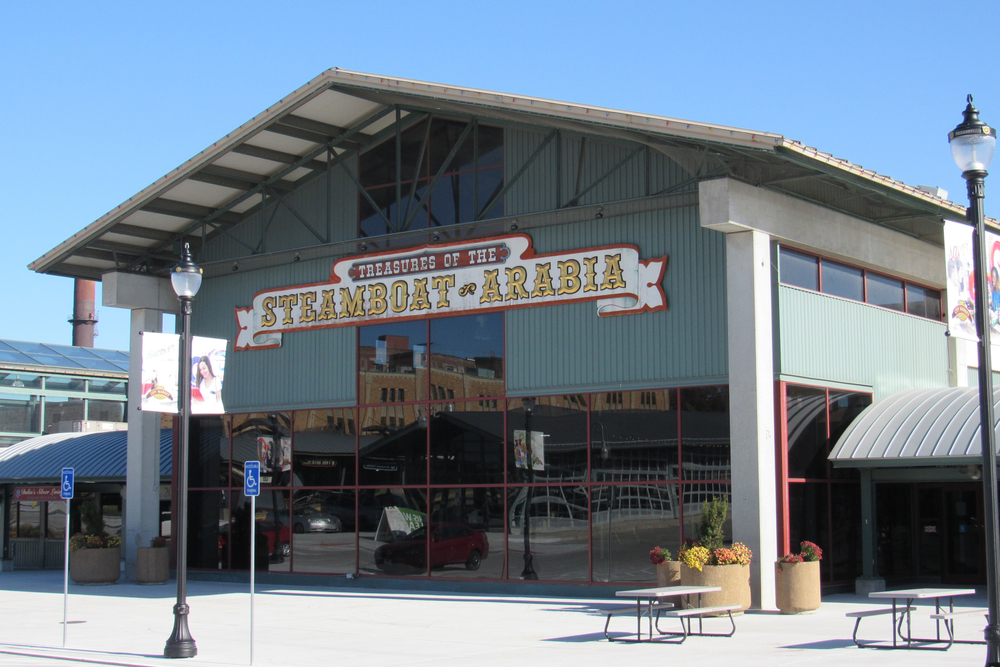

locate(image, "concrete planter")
[[70, 547, 121, 585], [136, 547, 169, 585], [680, 563, 751, 613], [656, 561, 681, 587], [775, 560, 821, 614]]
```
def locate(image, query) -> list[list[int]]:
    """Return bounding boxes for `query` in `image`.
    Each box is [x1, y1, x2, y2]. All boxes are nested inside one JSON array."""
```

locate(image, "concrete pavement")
[[0, 570, 988, 666]]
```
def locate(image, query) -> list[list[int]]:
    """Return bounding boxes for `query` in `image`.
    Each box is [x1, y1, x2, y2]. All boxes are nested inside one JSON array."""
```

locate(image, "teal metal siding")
[[777, 286, 948, 400], [191, 257, 356, 412], [504, 129, 693, 217], [201, 157, 358, 263], [506, 206, 728, 394]]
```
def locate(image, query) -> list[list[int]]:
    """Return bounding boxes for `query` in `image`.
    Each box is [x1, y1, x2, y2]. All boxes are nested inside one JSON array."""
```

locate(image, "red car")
[[374, 523, 488, 573]]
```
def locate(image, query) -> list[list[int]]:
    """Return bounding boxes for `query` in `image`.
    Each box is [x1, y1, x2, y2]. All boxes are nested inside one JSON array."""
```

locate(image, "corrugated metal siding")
[[506, 206, 728, 393], [192, 257, 357, 412], [201, 157, 358, 263], [778, 286, 948, 400], [504, 130, 692, 217], [0, 429, 171, 482]]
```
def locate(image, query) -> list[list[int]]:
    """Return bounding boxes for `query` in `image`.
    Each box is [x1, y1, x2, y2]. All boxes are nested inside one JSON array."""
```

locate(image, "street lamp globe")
[[171, 243, 203, 298], [949, 95, 997, 174]]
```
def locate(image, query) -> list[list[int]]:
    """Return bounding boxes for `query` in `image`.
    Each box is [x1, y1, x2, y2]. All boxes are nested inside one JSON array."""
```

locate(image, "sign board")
[[61, 469, 74, 500], [13, 486, 62, 502], [244, 460, 260, 497], [140, 332, 228, 414], [236, 234, 667, 350]]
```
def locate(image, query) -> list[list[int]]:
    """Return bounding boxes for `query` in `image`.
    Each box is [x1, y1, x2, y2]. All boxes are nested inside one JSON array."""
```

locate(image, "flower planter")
[[656, 561, 681, 587], [70, 547, 121, 585], [136, 547, 170, 585], [775, 560, 820, 614], [680, 563, 751, 613]]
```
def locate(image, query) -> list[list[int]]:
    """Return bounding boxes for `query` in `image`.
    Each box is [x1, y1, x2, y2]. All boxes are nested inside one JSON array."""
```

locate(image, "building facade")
[[32, 70, 980, 602]]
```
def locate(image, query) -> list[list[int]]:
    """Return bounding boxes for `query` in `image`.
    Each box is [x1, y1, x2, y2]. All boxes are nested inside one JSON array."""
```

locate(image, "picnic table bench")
[[606, 585, 736, 643], [847, 587, 983, 650]]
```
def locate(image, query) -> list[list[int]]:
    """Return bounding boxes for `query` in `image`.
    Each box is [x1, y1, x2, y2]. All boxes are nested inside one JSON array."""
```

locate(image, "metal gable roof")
[[829, 387, 1000, 467], [0, 429, 171, 483], [30, 68, 978, 284]]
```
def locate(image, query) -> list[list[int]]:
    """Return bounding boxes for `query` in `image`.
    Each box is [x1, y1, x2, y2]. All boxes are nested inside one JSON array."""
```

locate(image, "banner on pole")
[[140, 333, 228, 414]]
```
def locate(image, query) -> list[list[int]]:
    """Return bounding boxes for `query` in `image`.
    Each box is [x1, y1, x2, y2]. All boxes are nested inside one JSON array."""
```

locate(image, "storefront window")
[[680, 386, 730, 482], [507, 399, 587, 484], [786, 386, 828, 480], [359, 408, 427, 486], [290, 489, 357, 574], [789, 482, 830, 580], [428, 487, 503, 578], [188, 415, 228, 488], [592, 483, 680, 582], [361, 487, 428, 576], [429, 402, 504, 485], [231, 413, 291, 488], [187, 490, 229, 570], [430, 313, 504, 399], [13, 501, 41, 538], [592, 390, 678, 483], [292, 409, 356, 487], [507, 484, 588, 581], [359, 321, 427, 404]]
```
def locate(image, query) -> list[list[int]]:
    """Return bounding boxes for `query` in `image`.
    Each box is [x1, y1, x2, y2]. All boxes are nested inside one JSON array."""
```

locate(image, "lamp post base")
[[164, 603, 197, 658]]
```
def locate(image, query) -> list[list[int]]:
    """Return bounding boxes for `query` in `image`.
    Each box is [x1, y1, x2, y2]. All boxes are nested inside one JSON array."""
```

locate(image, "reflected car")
[[373, 523, 488, 573], [292, 507, 343, 534]]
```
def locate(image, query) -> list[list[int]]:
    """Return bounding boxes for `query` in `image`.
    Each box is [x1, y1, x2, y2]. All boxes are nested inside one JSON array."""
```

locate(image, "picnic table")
[[606, 585, 738, 643], [848, 587, 984, 650]]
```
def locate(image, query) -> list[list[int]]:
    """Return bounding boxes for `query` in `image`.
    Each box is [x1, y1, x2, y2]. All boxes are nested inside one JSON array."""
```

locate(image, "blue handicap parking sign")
[[244, 461, 260, 497], [61, 468, 74, 500]]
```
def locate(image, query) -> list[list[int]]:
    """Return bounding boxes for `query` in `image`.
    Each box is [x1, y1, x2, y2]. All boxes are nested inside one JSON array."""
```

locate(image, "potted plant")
[[678, 497, 752, 612], [136, 536, 170, 585], [775, 540, 823, 614], [649, 546, 679, 587], [69, 497, 121, 585]]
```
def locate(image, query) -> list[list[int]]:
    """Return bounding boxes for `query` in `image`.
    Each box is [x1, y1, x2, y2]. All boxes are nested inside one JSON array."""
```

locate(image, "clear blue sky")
[[2, 0, 996, 353]]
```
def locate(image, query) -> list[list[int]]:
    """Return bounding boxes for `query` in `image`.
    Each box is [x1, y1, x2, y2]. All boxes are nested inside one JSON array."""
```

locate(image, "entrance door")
[[944, 485, 984, 585]]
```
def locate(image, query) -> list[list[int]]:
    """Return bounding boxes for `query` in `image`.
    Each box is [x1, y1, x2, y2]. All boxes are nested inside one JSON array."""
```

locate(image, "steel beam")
[[402, 121, 474, 231], [141, 199, 243, 226], [476, 129, 557, 221], [231, 144, 327, 171]]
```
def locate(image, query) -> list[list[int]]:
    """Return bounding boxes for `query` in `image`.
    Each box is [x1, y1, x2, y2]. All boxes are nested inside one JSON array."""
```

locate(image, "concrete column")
[[102, 271, 177, 582], [726, 230, 778, 610], [125, 308, 163, 580]]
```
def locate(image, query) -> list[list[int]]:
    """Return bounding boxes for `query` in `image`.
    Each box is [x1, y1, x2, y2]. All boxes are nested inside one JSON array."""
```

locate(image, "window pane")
[[87, 399, 124, 423], [361, 488, 428, 576], [591, 390, 678, 483], [188, 490, 229, 570], [43, 397, 85, 432], [779, 247, 818, 290], [0, 373, 41, 389], [906, 284, 941, 320], [0, 393, 40, 433], [42, 376, 88, 392], [430, 313, 504, 399], [829, 392, 872, 480], [681, 485, 732, 546], [428, 487, 503, 578], [358, 409, 427, 486], [830, 483, 861, 582], [866, 273, 904, 311], [47, 501, 66, 539], [592, 484, 680, 582], [429, 402, 504, 485], [821, 261, 863, 301], [186, 415, 228, 488], [292, 409, 356, 487], [786, 385, 828, 479], [15, 501, 41, 537], [359, 321, 427, 403], [507, 485, 589, 581], [680, 386, 730, 482], [231, 413, 291, 488], [788, 482, 830, 580], [290, 489, 357, 574], [507, 399, 587, 484]]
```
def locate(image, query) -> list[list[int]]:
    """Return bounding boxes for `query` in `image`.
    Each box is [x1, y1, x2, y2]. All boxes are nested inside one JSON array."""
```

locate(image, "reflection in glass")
[[821, 261, 863, 301], [290, 489, 357, 574], [592, 484, 680, 582], [829, 392, 872, 480], [359, 321, 427, 403], [47, 502, 66, 539], [681, 485, 732, 546], [360, 487, 428, 576], [188, 415, 228, 488], [786, 386, 828, 479], [424, 487, 503, 578], [0, 393, 40, 433], [680, 387, 730, 482], [507, 400, 587, 484], [429, 402, 504, 485], [506, 485, 588, 581], [779, 247, 818, 291], [292, 409, 356, 486], [866, 273, 904, 312], [906, 284, 942, 320], [830, 483, 860, 581], [591, 390, 678, 484], [227, 489, 290, 572], [230, 413, 291, 488], [430, 313, 504, 400], [43, 397, 84, 432], [87, 399, 124, 422], [358, 409, 427, 486]]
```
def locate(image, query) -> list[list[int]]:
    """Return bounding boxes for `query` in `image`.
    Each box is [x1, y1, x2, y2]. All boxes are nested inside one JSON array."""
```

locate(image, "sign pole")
[[60, 468, 74, 648], [243, 460, 260, 666]]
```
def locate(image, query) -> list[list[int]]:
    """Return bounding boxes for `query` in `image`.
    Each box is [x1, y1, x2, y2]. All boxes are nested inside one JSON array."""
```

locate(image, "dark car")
[[373, 523, 488, 573]]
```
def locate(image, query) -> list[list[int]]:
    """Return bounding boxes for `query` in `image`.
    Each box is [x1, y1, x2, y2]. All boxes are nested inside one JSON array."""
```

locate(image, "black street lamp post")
[[521, 397, 538, 580], [164, 243, 202, 659], [949, 95, 1000, 666]]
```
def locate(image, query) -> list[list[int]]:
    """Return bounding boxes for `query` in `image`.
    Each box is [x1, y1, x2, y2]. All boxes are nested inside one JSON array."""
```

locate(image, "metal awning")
[[30, 68, 975, 283], [829, 387, 1000, 468]]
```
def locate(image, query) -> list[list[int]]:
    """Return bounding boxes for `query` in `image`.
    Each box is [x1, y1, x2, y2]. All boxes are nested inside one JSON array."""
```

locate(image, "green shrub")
[[698, 496, 727, 553]]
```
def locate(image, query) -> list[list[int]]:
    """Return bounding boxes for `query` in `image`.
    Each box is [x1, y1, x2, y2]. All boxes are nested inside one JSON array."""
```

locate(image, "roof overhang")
[[30, 68, 982, 282], [830, 387, 1000, 468]]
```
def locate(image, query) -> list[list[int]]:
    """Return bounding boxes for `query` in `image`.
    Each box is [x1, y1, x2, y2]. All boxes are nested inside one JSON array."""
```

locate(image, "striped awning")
[[829, 387, 1000, 468]]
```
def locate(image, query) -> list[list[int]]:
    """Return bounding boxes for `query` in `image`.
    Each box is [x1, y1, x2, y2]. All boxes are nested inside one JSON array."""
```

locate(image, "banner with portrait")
[[944, 219, 1000, 344], [140, 333, 228, 414], [513, 429, 545, 471]]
